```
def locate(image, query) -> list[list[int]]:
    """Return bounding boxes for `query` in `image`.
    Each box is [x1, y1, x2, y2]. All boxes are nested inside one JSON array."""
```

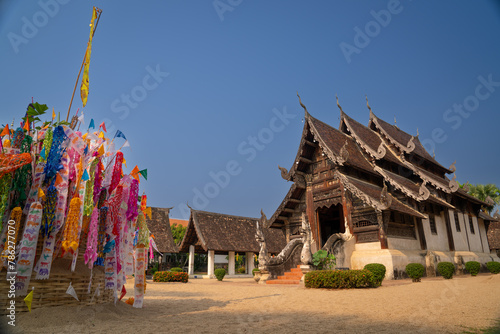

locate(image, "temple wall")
[[478, 218, 490, 254], [350, 248, 499, 279], [466, 214, 483, 253], [422, 213, 450, 252], [387, 236, 421, 250], [450, 211, 469, 251]]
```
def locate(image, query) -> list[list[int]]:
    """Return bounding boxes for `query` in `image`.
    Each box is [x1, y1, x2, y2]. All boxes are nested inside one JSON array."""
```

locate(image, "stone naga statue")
[[300, 212, 313, 266], [255, 210, 269, 272]]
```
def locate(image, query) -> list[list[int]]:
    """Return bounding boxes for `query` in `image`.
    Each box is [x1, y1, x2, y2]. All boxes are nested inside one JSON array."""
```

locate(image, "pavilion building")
[[178, 208, 285, 278]]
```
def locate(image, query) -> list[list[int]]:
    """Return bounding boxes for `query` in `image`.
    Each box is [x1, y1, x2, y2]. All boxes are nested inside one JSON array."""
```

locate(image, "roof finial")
[[432, 149, 435, 158], [416, 128, 419, 137], [336, 94, 344, 113], [296, 91, 309, 114], [365, 95, 372, 113]]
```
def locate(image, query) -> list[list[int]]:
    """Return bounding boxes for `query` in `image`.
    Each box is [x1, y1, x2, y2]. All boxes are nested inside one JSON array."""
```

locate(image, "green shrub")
[[252, 268, 260, 276], [437, 262, 455, 279], [464, 261, 481, 276], [215, 268, 226, 281], [363, 263, 386, 287], [170, 267, 183, 272], [312, 250, 336, 270], [406, 263, 425, 282], [304, 270, 375, 289], [153, 271, 189, 283], [237, 267, 246, 274], [486, 261, 500, 274]]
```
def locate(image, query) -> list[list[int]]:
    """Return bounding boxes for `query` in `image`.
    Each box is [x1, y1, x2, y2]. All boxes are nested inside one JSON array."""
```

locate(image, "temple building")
[[265, 96, 499, 279]]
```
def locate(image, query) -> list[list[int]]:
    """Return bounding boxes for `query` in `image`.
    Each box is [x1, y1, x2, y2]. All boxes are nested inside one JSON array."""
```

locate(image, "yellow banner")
[[80, 7, 97, 108]]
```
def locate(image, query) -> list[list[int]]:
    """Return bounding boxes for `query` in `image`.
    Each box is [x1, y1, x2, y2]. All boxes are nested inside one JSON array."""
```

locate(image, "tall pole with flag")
[[66, 6, 102, 122]]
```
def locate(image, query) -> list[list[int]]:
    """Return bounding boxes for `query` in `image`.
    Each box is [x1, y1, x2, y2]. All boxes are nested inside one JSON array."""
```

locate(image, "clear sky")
[[1, 0, 499, 220]]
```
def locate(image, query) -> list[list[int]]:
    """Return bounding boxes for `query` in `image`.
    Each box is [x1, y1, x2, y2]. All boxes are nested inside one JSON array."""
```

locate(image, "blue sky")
[[1, 0, 499, 220]]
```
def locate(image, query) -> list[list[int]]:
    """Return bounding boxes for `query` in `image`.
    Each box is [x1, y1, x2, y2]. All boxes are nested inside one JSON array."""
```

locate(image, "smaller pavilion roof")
[[145, 207, 179, 253], [178, 209, 286, 254]]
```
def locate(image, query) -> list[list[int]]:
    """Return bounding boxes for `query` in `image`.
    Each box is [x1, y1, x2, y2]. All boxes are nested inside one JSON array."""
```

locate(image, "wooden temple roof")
[[337, 172, 427, 219], [145, 207, 179, 253], [307, 113, 375, 174], [178, 209, 286, 254], [369, 110, 452, 173]]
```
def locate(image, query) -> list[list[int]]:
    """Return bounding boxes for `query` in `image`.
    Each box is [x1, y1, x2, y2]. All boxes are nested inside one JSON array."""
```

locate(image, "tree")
[[171, 223, 187, 245], [464, 183, 500, 214]]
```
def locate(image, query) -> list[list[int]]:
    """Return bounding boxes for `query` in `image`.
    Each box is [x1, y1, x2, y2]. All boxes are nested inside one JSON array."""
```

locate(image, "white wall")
[[449, 211, 469, 251], [477, 218, 490, 253], [388, 235, 421, 250], [422, 212, 450, 252], [465, 214, 483, 253]]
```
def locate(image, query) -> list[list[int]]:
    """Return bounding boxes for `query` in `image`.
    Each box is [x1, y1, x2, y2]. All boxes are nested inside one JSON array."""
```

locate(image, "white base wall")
[[351, 248, 500, 280]]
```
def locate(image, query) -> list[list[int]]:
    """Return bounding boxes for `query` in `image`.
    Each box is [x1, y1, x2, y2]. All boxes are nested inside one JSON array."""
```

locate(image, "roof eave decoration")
[[369, 111, 415, 154], [338, 96, 386, 160], [373, 166, 429, 201], [306, 112, 346, 166], [449, 174, 460, 192], [334, 170, 385, 212], [401, 158, 453, 194], [494, 209, 500, 220]]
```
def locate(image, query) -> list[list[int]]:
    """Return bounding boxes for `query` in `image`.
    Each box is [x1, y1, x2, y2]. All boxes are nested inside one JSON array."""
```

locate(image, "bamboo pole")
[[66, 7, 102, 122]]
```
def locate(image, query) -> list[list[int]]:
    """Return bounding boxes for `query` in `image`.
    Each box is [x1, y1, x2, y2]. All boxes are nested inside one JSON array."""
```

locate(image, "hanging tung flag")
[[24, 287, 34, 312], [52, 108, 56, 121], [99, 122, 107, 132], [1, 124, 10, 137], [40, 147, 46, 160], [80, 7, 98, 108], [81, 169, 90, 181], [88, 118, 95, 129], [130, 165, 140, 181], [122, 140, 130, 148], [114, 130, 126, 140], [139, 169, 148, 181], [23, 119, 30, 131]]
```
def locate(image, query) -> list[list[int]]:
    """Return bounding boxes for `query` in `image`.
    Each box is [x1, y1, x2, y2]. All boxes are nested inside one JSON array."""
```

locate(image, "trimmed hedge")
[[363, 263, 386, 287], [153, 271, 189, 283], [464, 261, 481, 276], [170, 267, 183, 272], [437, 262, 455, 279], [406, 263, 425, 282], [304, 270, 376, 289], [237, 267, 246, 274], [486, 261, 500, 274], [215, 268, 226, 281]]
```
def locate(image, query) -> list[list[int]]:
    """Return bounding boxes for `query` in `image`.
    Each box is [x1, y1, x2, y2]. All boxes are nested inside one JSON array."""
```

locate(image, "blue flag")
[[81, 169, 90, 181], [88, 119, 95, 129], [114, 130, 126, 140]]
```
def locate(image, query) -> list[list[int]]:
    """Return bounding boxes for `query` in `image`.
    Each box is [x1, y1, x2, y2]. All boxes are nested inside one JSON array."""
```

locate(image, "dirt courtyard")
[[3, 273, 500, 334]]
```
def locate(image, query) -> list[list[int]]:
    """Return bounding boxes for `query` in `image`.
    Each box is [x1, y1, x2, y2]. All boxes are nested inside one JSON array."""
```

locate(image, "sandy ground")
[[2, 273, 499, 334]]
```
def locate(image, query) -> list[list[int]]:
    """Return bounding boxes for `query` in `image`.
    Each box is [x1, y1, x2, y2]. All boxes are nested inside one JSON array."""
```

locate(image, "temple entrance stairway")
[[266, 265, 303, 285]]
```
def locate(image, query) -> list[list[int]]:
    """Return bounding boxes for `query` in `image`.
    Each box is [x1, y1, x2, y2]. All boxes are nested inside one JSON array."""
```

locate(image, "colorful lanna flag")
[[80, 7, 98, 107], [24, 287, 34, 312]]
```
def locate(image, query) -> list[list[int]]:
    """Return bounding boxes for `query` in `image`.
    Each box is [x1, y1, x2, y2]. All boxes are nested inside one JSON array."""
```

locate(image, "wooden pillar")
[[377, 212, 388, 249], [246, 252, 254, 274], [416, 218, 427, 250], [340, 183, 353, 234], [207, 250, 215, 278], [188, 245, 195, 275], [305, 179, 318, 251], [228, 251, 235, 275]]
